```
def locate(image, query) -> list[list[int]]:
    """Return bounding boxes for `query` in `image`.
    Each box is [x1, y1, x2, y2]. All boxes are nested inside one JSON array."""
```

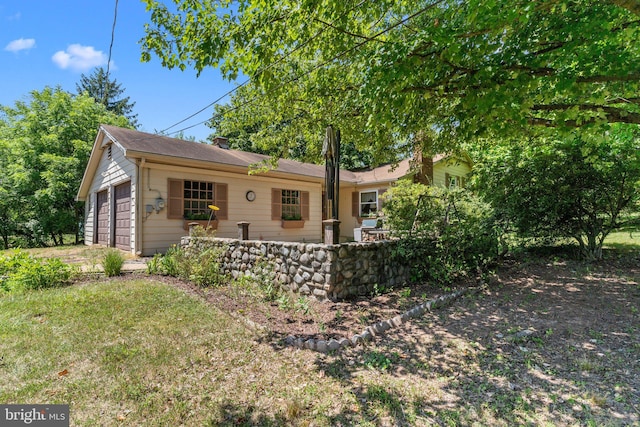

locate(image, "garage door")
[[114, 182, 131, 251], [96, 190, 109, 245]]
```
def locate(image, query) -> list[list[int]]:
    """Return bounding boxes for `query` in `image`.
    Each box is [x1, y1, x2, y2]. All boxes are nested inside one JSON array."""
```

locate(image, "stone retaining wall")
[[180, 237, 410, 300]]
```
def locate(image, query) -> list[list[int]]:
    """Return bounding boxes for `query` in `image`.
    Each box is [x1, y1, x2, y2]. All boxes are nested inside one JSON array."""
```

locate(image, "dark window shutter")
[[445, 173, 451, 188], [214, 183, 228, 220], [167, 179, 184, 219], [301, 191, 310, 220], [271, 188, 282, 220], [352, 191, 359, 217]]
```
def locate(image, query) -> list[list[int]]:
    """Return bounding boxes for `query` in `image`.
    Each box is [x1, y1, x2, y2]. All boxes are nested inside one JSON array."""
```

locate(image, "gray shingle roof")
[[101, 125, 360, 182]]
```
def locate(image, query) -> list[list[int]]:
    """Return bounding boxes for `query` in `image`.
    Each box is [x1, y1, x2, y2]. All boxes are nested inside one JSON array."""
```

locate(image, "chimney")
[[412, 148, 434, 185], [212, 136, 229, 149], [421, 155, 434, 185]]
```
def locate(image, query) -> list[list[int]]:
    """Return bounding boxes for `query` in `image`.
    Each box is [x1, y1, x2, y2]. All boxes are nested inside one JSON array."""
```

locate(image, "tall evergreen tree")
[[76, 67, 138, 127]]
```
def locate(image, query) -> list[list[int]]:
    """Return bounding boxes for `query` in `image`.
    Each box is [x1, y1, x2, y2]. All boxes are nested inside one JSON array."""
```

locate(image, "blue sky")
[[0, 0, 236, 141]]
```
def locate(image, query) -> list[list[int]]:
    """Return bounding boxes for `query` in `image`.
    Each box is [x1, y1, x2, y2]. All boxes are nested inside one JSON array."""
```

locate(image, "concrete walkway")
[[79, 258, 151, 274]]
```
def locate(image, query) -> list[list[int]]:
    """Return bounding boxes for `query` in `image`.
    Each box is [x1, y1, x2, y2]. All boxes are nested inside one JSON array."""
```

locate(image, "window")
[[360, 191, 378, 217], [281, 189, 301, 220], [352, 188, 386, 218], [445, 173, 465, 189], [183, 180, 214, 218], [167, 179, 228, 220], [271, 188, 309, 222]]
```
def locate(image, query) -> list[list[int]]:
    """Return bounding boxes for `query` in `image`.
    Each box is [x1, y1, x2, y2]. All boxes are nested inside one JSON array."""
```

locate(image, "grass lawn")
[[0, 279, 348, 425], [1, 243, 639, 426]]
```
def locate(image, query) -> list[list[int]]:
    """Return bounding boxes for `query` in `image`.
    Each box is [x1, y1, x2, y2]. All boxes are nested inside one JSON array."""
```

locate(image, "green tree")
[[142, 0, 640, 154], [473, 129, 640, 260], [0, 132, 17, 249], [208, 78, 395, 167], [76, 67, 138, 127], [0, 87, 129, 247], [382, 181, 499, 283]]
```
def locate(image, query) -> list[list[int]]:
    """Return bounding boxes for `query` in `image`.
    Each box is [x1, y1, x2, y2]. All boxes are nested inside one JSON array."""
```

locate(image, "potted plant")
[[184, 205, 220, 230], [281, 213, 304, 229]]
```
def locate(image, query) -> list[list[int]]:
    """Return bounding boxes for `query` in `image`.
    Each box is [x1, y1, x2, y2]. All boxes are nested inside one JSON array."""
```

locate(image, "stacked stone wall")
[[180, 237, 410, 300]]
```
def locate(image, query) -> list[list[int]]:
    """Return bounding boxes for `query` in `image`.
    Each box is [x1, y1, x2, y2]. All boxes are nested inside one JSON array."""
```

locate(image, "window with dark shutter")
[[167, 179, 184, 219], [167, 179, 228, 220], [352, 192, 359, 217], [271, 188, 282, 220], [272, 188, 309, 221], [214, 183, 228, 220]]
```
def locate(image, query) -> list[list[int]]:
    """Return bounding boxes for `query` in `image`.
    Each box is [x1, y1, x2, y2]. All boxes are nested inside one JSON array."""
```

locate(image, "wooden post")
[[237, 221, 250, 240], [323, 219, 341, 245]]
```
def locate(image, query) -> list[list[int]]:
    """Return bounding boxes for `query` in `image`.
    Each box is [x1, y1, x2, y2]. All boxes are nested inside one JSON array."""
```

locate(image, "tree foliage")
[[142, 0, 640, 155], [472, 128, 640, 260], [76, 67, 138, 127], [0, 87, 129, 248], [382, 181, 500, 283]]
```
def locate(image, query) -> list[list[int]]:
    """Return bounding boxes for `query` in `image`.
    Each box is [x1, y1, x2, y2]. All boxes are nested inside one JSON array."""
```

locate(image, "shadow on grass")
[[208, 402, 287, 426], [308, 254, 640, 426]]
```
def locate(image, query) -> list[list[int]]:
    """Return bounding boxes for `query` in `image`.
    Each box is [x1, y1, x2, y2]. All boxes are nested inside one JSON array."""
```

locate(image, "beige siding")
[[337, 184, 359, 239], [84, 142, 137, 251], [433, 157, 472, 188], [139, 163, 323, 255], [337, 183, 391, 241]]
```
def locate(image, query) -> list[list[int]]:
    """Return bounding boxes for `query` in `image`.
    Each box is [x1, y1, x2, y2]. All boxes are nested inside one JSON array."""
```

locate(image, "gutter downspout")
[[136, 158, 146, 256]]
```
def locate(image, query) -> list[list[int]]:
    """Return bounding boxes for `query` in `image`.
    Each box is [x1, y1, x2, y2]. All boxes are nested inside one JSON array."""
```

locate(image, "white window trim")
[[359, 190, 378, 217]]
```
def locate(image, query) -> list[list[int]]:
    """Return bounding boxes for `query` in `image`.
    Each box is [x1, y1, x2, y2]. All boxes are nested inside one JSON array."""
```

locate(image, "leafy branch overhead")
[[142, 0, 640, 153]]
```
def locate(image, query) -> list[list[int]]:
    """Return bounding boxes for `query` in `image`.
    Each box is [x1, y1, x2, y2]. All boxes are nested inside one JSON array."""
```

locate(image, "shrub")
[[103, 249, 125, 277], [147, 243, 226, 287], [384, 182, 501, 285], [0, 250, 75, 292]]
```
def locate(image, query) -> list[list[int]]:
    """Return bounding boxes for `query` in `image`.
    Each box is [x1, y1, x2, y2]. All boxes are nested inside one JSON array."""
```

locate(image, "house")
[[76, 125, 472, 256]]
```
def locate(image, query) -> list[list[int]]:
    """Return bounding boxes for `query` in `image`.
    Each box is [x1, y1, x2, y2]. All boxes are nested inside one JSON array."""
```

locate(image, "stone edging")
[[284, 287, 481, 353]]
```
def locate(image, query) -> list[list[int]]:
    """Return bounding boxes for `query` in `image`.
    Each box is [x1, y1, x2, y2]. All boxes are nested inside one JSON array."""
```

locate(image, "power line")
[[157, 80, 250, 134], [104, 0, 119, 104], [159, 1, 366, 135], [165, 1, 440, 137]]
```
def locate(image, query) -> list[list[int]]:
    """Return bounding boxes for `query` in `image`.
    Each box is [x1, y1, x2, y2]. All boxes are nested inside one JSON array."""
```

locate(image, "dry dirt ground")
[[164, 249, 640, 425]]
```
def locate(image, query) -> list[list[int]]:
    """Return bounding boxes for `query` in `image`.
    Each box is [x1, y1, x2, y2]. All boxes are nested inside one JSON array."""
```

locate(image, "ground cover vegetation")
[[0, 240, 638, 425]]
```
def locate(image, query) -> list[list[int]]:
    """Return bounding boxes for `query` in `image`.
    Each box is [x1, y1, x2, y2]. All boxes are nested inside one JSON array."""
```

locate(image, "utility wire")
[[104, 0, 119, 105], [165, 1, 439, 136], [158, 0, 367, 135]]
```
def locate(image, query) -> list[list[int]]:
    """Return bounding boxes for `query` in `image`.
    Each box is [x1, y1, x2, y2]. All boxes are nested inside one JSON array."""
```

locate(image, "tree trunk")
[[576, 231, 604, 261]]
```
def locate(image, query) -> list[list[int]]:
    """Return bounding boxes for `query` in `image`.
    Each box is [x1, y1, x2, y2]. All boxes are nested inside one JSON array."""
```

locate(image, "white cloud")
[[5, 38, 35, 52], [7, 12, 22, 21], [51, 44, 109, 72]]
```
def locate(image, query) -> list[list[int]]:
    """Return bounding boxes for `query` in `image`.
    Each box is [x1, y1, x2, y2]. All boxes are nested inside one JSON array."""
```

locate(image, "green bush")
[[147, 243, 226, 287], [384, 182, 501, 285], [103, 249, 125, 277], [0, 250, 75, 292]]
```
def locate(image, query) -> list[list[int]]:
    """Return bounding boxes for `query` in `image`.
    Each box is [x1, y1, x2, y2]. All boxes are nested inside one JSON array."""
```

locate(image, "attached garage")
[[95, 190, 109, 245], [113, 181, 131, 250]]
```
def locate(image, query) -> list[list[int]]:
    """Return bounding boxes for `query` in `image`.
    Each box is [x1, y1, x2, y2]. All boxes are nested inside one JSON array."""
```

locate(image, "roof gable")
[[78, 125, 471, 201]]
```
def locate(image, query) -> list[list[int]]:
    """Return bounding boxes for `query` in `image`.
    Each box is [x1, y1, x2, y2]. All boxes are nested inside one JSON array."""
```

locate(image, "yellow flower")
[[208, 205, 220, 211]]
